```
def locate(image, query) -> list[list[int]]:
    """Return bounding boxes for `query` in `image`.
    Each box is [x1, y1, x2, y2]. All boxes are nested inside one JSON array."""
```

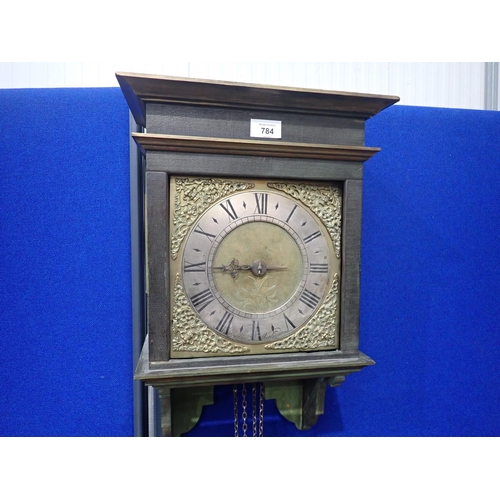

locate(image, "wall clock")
[[116, 72, 399, 436]]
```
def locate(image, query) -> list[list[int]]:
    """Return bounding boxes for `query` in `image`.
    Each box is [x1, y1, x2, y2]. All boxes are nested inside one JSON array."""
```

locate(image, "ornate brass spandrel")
[[171, 274, 250, 354], [267, 182, 342, 258], [265, 274, 339, 351], [171, 177, 255, 260]]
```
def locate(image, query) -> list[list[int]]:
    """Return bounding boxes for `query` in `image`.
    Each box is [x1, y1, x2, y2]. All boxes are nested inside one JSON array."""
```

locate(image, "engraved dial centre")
[[209, 220, 305, 316]]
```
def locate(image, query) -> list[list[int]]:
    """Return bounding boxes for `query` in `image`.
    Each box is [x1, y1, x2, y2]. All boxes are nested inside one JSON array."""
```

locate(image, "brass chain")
[[252, 383, 257, 437], [241, 384, 248, 437], [259, 382, 265, 437], [233, 384, 239, 437], [233, 383, 265, 437]]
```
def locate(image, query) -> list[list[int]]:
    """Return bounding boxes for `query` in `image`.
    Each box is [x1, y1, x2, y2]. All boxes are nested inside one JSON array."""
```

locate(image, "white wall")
[[0, 62, 497, 110]]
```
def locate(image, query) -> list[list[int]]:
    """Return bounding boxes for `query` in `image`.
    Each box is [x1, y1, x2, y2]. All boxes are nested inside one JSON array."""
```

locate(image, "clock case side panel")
[[340, 180, 363, 353], [145, 171, 170, 362]]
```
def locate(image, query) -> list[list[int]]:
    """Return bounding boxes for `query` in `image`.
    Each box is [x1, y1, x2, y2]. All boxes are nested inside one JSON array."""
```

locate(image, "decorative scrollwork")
[[264, 274, 339, 351], [235, 275, 280, 313], [172, 274, 250, 354], [171, 177, 254, 260], [267, 182, 342, 258]]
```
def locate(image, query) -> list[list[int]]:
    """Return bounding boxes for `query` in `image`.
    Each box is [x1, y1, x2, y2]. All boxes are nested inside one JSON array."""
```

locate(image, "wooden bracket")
[[157, 386, 214, 437], [155, 376, 346, 436], [265, 376, 345, 430]]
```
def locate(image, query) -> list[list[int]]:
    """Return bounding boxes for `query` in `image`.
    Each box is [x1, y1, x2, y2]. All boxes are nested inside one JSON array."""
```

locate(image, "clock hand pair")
[[212, 258, 287, 279]]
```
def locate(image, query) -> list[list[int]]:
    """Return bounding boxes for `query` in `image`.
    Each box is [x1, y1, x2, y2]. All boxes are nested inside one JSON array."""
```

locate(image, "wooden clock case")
[[117, 72, 399, 436]]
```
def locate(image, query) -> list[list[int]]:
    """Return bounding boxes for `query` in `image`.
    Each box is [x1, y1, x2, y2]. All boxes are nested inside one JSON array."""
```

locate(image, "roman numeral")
[[283, 314, 296, 331], [216, 311, 234, 335], [252, 320, 261, 341], [193, 224, 216, 241], [310, 263, 328, 273], [304, 230, 322, 244], [219, 199, 238, 220], [299, 289, 321, 309], [183, 261, 206, 273], [254, 193, 268, 214], [286, 204, 298, 223], [190, 288, 215, 312]]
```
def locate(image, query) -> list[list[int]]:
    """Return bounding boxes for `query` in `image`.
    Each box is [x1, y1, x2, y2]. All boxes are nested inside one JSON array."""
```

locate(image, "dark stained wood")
[[145, 102, 366, 146], [340, 180, 363, 352], [133, 133, 380, 162], [146, 151, 364, 181], [156, 387, 172, 437], [135, 338, 375, 388], [116, 72, 400, 127], [146, 171, 169, 362]]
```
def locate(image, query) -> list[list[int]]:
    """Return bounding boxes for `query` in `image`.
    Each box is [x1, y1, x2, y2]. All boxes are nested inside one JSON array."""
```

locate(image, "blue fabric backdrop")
[[1, 88, 499, 436], [0, 88, 133, 436]]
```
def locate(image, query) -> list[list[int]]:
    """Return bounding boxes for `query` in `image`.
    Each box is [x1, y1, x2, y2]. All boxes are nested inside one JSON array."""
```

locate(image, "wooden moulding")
[[116, 71, 400, 126], [135, 336, 375, 389], [132, 133, 380, 162]]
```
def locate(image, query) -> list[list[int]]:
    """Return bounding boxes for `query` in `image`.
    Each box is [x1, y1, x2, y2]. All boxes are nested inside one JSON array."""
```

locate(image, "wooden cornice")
[[117, 72, 400, 127], [132, 133, 381, 162]]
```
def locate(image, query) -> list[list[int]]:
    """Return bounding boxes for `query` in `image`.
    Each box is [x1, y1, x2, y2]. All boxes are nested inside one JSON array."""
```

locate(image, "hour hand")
[[212, 258, 287, 279], [211, 258, 250, 279]]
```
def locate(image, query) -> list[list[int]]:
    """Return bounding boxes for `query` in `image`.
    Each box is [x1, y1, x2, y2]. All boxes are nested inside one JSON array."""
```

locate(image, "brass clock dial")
[[170, 176, 341, 357]]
